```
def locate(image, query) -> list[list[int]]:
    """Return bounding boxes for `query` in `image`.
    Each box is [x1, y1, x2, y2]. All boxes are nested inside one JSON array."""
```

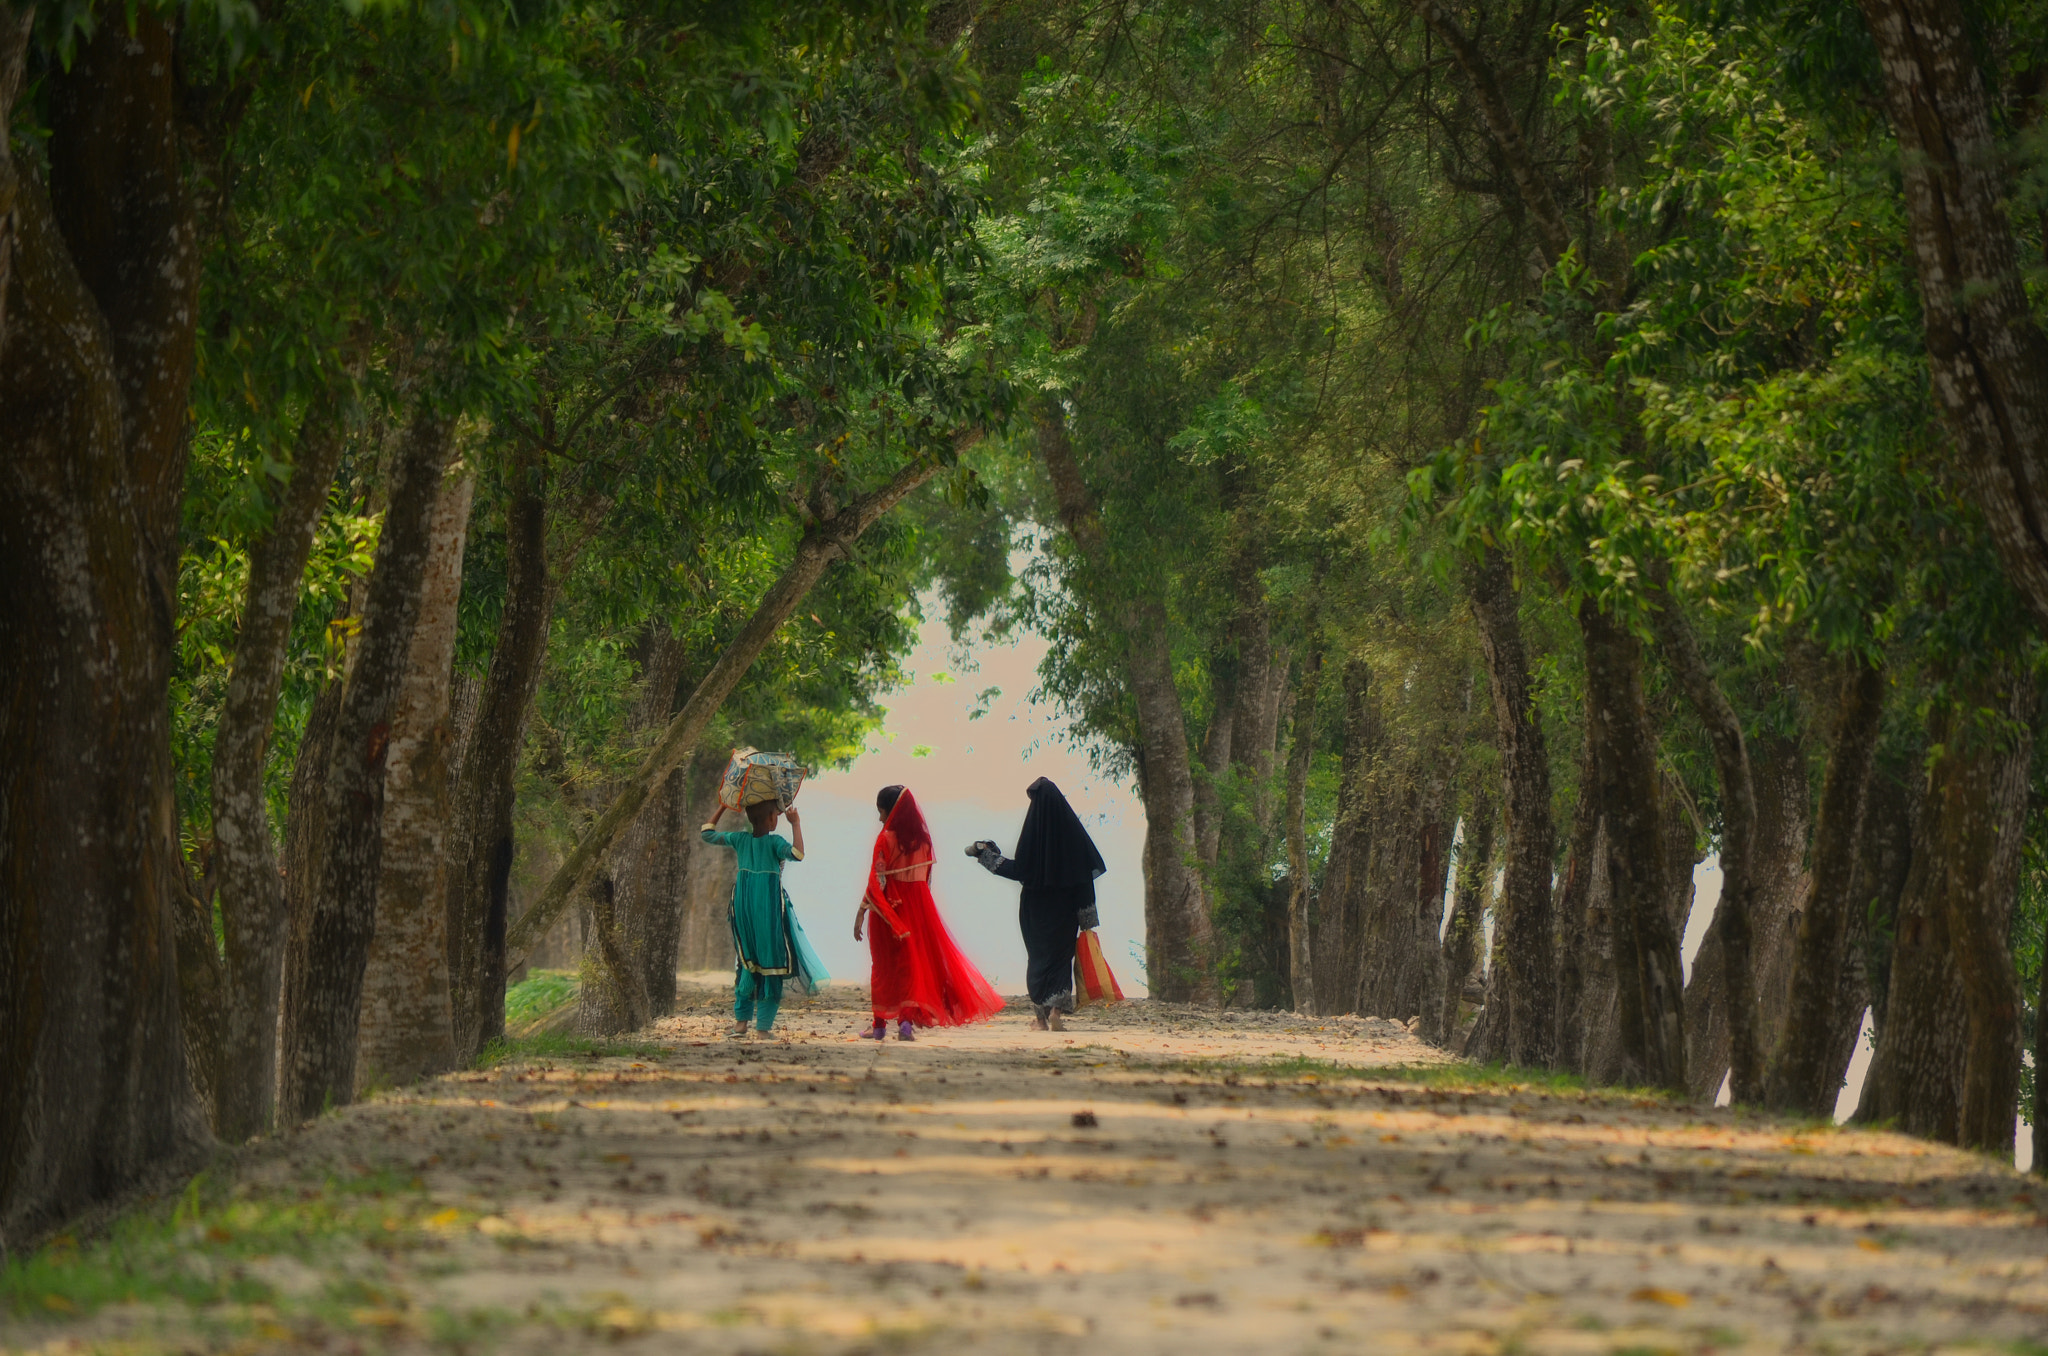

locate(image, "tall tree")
[[1, 10, 208, 1233]]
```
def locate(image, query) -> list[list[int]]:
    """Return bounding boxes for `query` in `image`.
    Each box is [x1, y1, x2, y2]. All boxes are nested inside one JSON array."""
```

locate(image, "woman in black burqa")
[[966, 777, 1106, 1030]]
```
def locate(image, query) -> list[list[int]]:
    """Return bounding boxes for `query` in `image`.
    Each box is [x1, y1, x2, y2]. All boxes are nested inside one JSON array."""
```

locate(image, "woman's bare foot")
[[728, 1020, 751, 1038], [1048, 1011, 1067, 1032], [1031, 1014, 1049, 1031]]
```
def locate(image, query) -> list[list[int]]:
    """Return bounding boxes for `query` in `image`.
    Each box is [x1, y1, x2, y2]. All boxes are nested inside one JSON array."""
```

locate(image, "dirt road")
[[8, 979, 2044, 1354]]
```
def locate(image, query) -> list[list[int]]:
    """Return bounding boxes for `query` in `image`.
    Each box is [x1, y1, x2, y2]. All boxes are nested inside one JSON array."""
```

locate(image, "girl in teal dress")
[[700, 799, 826, 1037]]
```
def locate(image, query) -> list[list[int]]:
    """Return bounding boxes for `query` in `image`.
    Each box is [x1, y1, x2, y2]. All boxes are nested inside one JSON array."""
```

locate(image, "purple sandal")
[[896, 1019, 915, 1041]]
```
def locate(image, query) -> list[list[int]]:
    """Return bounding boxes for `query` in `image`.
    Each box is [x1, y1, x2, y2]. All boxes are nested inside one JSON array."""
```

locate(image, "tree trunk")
[[1356, 754, 1422, 1019], [1283, 644, 1324, 1015], [1857, 0, 2048, 629], [640, 762, 695, 1016], [1466, 548, 1557, 1065], [446, 448, 552, 1060], [0, 13, 207, 1236], [1580, 600, 1685, 1091], [1031, 401, 1214, 1003], [0, 9, 26, 352], [1193, 632, 1237, 873], [580, 626, 693, 1036], [279, 407, 457, 1123], [1357, 726, 1458, 1023], [1549, 735, 1604, 1074], [1939, 673, 2032, 1151], [507, 453, 954, 968], [2036, 927, 2047, 1175], [1854, 683, 2027, 1146], [1314, 660, 1378, 1015], [203, 399, 352, 1139], [355, 465, 474, 1091], [1230, 593, 1284, 832], [1648, 578, 1761, 1102], [1686, 729, 1812, 1100], [1764, 659, 1886, 1115], [1437, 790, 1495, 1047], [1406, 743, 1459, 1027], [1748, 734, 1814, 1055]]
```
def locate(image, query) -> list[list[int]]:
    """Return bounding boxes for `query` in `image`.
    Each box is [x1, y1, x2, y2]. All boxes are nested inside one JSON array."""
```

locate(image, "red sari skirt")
[[868, 878, 1004, 1027]]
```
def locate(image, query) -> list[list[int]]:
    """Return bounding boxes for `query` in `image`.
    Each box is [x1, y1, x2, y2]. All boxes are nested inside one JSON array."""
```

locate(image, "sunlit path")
[[8, 980, 2040, 1355]]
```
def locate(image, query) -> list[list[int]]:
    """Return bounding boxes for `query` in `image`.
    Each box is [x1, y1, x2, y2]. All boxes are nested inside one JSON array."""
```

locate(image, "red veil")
[[864, 788, 1004, 1027]]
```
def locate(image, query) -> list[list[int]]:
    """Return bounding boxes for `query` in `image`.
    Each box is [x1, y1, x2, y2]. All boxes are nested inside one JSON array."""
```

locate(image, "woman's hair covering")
[[745, 798, 781, 832], [881, 786, 933, 861], [876, 785, 904, 815], [1013, 777, 1106, 888]]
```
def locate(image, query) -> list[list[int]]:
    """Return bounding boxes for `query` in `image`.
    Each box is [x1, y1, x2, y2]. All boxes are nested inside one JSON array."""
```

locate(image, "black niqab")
[[1012, 777, 1106, 889]]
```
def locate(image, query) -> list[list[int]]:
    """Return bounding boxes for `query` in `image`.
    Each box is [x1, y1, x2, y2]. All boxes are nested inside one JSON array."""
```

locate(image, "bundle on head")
[[746, 798, 781, 832]]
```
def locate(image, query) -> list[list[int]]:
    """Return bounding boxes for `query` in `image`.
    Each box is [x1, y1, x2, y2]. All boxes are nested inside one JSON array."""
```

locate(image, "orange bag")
[[1074, 929, 1124, 1006]]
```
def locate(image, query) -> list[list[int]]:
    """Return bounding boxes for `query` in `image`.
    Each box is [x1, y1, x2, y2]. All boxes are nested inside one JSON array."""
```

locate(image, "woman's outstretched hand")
[[963, 839, 993, 857]]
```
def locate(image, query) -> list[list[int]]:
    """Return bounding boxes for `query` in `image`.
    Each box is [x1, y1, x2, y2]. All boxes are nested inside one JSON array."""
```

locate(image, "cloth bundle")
[[718, 747, 808, 812], [1074, 929, 1124, 1006]]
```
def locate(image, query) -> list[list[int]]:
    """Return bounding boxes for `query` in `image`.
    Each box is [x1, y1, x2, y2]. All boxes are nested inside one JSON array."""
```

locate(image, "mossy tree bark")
[[446, 445, 552, 1060], [199, 398, 352, 1139], [279, 406, 456, 1122], [0, 12, 208, 1235], [355, 464, 475, 1091]]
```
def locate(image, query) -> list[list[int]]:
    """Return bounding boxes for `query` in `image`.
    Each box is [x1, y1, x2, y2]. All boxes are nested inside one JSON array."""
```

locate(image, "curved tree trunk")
[[447, 448, 552, 1060], [1580, 600, 1685, 1091], [1764, 659, 1886, 1115], [506, 452, 954, 970], [204, 399, 351, 1139], [1466, 547, 1557, 1066], [0, 13, 207, 1236], [355, 465, 474, 1090], [279, 407, 456, 1122]]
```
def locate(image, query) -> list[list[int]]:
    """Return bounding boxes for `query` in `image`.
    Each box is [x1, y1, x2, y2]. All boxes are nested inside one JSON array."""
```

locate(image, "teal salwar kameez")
[[700, 827, 827, 1031]]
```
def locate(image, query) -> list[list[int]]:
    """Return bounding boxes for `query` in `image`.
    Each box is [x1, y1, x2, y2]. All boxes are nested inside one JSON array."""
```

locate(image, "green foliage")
[[503, 968, 580, 1031], [170, 428, 379, 857]]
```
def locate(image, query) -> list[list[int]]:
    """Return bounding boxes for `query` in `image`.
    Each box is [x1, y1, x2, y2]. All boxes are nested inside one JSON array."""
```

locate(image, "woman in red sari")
[[855, 785, 1004, 1040]]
